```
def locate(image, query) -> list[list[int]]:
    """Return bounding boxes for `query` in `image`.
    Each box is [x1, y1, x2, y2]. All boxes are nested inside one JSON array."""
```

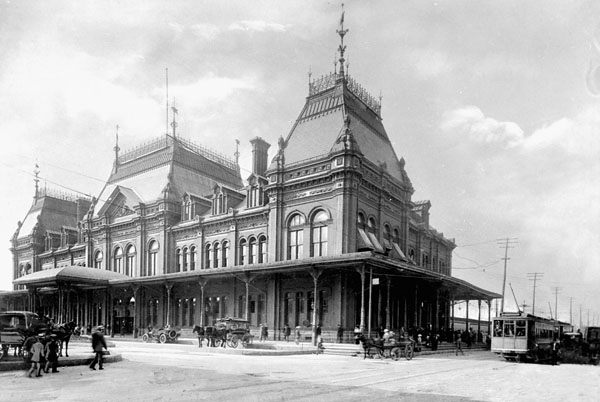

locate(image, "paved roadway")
[[0, 340, 598, 402]]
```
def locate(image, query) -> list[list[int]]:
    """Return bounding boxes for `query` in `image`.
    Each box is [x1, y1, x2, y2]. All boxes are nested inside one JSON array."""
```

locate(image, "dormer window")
[[212, 192, 227, 215]]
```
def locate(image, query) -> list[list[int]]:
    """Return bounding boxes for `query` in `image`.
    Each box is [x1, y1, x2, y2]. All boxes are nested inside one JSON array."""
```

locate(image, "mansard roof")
[[283, 73, 408, 185], [17, 190, 89, 240], [94, 135, 243, 217]]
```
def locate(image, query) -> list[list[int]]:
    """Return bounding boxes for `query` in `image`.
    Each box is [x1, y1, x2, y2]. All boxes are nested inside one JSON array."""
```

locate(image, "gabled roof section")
[[93, 136, 243, 218], [283, 74, 406, 182]]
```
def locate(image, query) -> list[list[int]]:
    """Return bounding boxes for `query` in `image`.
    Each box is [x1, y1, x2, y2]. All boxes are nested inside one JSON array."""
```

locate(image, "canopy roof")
[[13, 266, 131, 287]]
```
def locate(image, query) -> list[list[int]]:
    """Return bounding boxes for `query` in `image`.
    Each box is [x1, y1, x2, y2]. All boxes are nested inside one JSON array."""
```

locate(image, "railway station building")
[[2, 17, 499, 343]]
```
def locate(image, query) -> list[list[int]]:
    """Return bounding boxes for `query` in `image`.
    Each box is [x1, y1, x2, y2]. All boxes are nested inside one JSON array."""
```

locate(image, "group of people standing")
[[25, 325, 108, 377], [26, 334, 60, 378]]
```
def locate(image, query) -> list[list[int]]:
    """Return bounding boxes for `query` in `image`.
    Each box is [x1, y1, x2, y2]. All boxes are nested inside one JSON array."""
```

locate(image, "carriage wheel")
[[391, 347, 400, 361], [404, 344, 414, 360], [230, 336, 239, 349], [213, 338, 222, 347], [159, 333, 167, 344], [141, 334, 149, 343]]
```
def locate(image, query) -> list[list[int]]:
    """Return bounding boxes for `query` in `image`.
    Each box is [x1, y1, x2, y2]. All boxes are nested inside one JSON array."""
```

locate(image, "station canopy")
[[13, 266, 131, 288]]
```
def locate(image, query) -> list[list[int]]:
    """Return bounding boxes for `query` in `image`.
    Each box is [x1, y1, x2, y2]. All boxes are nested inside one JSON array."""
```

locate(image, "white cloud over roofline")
[[440, 106, 524, 148]]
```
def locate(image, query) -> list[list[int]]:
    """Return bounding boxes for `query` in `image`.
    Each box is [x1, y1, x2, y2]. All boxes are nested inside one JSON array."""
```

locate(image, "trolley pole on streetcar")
[[498, 238, 518, 315]]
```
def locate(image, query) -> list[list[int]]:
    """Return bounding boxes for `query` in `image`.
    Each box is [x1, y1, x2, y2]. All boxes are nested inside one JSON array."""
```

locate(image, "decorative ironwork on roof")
[[38, 187, 91, 202], [118, 136, 237, 170], [308, 73, 381, 117]]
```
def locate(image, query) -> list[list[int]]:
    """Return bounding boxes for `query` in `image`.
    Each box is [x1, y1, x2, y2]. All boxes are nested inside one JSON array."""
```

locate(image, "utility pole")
[[569, 297, 573, 325], [580, 304, 583, 331], [527, 272, 543, 316], [553, 287, 562, 330], [497, 238, 518, 315]]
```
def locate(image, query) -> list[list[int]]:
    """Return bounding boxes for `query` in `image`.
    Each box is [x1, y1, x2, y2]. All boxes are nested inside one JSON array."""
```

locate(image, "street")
[[0, 340, 598, 402]]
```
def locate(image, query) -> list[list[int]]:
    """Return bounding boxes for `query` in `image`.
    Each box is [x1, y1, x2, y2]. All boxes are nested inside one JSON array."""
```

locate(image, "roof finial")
[[234, 139, 240, 165], [114, 125, 120, 171], [33, 163, 40, 201], [334, 53, 338, 74], [171, 98, 178, 138], [336, 3, 348, 78]]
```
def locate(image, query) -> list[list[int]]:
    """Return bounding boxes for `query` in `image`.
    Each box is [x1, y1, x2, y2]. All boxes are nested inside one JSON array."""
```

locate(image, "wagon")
[[214, 317, 254, 348], [0, 311, 48, 359]]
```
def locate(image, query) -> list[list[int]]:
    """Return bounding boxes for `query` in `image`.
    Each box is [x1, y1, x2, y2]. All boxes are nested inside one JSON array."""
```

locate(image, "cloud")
[[408, 48, 454, 79], [228, 20, 288, 32], [523, 107, 600, 158], [190, 23, 221, 41], [441, 106, 524, 148]]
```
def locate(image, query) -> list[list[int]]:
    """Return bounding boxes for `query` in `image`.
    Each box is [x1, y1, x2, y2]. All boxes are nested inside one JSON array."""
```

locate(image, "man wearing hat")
[[44, 334, 60, 373], [89, 326, 108, 370]]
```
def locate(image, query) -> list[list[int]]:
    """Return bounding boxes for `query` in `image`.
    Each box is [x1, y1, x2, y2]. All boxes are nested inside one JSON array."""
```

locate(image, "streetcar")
[[491, 312, 572, 362]]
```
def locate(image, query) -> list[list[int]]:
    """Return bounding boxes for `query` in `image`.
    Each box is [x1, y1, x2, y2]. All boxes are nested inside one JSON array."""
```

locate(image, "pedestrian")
[[353, 325, 361, 344], [337, 324, 344, 343], [295, 326, 301, 345], [89, 326, 108, 370], [551, 338, 560, 366], [27, 336, 44, 378], [260, 324, 268, 341], [283, 324, 291, 342], [455, 330, 464, 356], [44, 335, 60, 373]]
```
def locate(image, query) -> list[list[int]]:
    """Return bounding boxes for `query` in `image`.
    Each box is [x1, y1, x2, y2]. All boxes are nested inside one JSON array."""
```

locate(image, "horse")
[[203, 326, 228, 348], [192, 325, 205, 348], [50, 321, 77, 357], [356, 334, 384, 359]]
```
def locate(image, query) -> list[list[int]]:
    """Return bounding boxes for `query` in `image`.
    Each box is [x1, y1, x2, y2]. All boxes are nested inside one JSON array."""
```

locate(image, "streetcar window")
[[515, 320, 526, 337], [503, 321, 515, 336], [493, 320, 503, 337]]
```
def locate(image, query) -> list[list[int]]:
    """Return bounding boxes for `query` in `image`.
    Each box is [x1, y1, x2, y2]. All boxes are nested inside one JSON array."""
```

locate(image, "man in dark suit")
[[89, 326, 108, 370]]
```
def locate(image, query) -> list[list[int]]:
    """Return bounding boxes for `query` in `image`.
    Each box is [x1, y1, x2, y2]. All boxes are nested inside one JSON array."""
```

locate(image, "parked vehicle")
[[491, 312, 571, 363], [141, 325, 181, 344], [0, 311, 48, 359]]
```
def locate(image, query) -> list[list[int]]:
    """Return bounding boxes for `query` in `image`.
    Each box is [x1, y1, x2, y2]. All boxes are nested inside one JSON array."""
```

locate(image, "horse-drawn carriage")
[[193, 317, 254, 348], [0, 311, 47, 360], [141, 325, 181, 344], [358, 333, 416, 361]]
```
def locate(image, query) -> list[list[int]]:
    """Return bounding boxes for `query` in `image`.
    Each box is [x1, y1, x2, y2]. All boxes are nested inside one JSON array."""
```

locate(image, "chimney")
[[250, 137, 271, 177]]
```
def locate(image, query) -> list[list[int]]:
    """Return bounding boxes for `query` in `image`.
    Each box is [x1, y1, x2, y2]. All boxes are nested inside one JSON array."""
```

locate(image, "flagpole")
[[166, 68, 169, 137]]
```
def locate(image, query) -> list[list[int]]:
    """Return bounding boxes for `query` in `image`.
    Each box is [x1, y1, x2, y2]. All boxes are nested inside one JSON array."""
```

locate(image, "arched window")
[[288, 214, 305, 260], [258, 235, 267, 263], [367, 217, 383, 252], [205, 243, 212, 269], [213, 242, 220, 268], [176, 248, 182, 272], [182, 247, 188, 272], [189, 246, 196, 271], [94, 250, 103, 269], [311, 211, 328, 257], [222, 241, 229, 267], [239, 238, 247, 265], [147, 240, 159, 276], [113, 247, 123, 274], [125, 245, 136, 277], [248, 237, 257, 264]]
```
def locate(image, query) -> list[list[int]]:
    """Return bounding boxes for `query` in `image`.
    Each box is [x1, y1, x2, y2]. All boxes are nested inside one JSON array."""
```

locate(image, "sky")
[[0, 0, 598, 327]]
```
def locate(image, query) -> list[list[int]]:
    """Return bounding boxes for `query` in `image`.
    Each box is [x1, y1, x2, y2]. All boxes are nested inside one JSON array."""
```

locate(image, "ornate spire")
[[33, 163, 40, 201], [171, 99, 178, 138], [114, 125, 120, 172], [234, 139, 240, 165], [336, 3, 348, 78]]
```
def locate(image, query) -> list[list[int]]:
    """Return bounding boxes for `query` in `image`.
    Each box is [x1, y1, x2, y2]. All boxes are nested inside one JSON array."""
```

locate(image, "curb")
[[0, 353, 123, 372]]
